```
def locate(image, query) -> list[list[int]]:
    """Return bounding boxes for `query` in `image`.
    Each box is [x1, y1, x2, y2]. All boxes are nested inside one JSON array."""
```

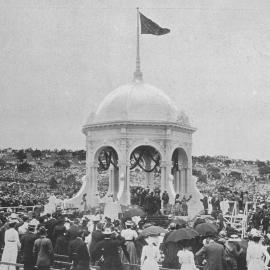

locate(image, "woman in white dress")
[[246, 231, 270, 270], [177, 242, 197, 270], [120, 220, 138, 264], [0, 220, 21, 270], [140, 236, 161, 270]]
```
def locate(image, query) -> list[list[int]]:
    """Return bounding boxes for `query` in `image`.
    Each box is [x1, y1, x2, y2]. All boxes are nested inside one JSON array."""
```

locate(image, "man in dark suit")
[[20, 224, 37, 270], [195, 234, 226, 270], [68, 230, 90, 270], [89, 222, 104, 265], [92, 227, 130, 270]]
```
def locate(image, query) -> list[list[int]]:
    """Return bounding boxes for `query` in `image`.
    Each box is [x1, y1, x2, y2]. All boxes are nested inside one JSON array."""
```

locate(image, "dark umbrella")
[[140, 225, 167, 237], [123, 205, 146, 218], [165, 228, 199, 243], [194, 223, 218, 236]]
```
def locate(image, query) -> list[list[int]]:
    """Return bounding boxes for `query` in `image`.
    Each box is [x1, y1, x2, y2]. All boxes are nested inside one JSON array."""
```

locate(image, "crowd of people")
[[0, 199, 270, 270], [0, 181, 82, 208], [0, 163, 85, 185]]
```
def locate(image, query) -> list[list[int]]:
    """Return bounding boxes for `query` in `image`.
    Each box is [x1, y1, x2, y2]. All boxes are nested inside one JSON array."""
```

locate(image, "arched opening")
[[129, 145, 161, 205], [95, 146, 119, 200], [171, 148, 188, 195]]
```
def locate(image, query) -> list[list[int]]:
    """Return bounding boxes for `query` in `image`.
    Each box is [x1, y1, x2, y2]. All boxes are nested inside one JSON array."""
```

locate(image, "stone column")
[[166, 163, 176, 204], [118, 162, 130, 205], [178, 168, 182, 195], [108, 166, 114, 195], [113, 167, 119, 200], [176, 170, 180, 194], [160, 161, 166, 194], [92, 162, 99, 194], [184, 168, 188, 193]]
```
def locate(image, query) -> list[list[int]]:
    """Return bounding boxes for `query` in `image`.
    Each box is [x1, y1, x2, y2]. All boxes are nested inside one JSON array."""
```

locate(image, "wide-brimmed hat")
[[8, 219, 18, 225], [228, 234, 241, 241], [10, 213, 18, 219], [103, 227, 113, 235], [125, 220, 133, 226]]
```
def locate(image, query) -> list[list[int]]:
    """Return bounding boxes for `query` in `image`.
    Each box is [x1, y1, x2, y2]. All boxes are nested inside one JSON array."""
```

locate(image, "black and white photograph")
[[0, 1, 270, 270]]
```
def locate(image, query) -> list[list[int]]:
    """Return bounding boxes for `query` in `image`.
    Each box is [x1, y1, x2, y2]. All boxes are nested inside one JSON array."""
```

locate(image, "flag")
[[139, 12, 170, 35]]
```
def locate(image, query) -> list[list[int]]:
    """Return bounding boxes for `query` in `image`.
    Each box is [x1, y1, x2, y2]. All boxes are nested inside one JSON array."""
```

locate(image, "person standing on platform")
[[162, 191, 169, 214], [201, 194, 209, 215], [174, 194, 182, 216], [182, 195, 192, 216]]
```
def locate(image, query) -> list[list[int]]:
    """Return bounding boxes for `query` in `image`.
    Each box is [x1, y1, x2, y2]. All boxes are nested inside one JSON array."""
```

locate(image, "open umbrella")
[[166, 228, 199, 243], [123, 205, 146, 218], [141, 225, 167, 237], [194, 223, 218, 236]]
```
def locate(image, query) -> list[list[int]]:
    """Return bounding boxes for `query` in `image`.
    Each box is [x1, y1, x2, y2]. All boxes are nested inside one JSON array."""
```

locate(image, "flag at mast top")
[[133, 8, 171, 82]]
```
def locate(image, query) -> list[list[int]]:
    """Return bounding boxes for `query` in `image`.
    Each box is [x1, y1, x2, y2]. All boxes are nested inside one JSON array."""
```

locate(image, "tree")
[[0, 159, 6, 169], [198, 174, 207, 183], [77, 150, 86, 161], [54, 159, 70, 169], [58, 149, 67, 157], [256, 160, 266, 168], [72, 150, 86, 161], [192, 169, 202, 177], [65, 174, 76, 185], [259, 166, 270, 176], [49, 177, 58, 189], [32, 149, 42, 159], [15, 150, 27, 162], [17, 162, 32, 173], [224, 160, 232, 166]]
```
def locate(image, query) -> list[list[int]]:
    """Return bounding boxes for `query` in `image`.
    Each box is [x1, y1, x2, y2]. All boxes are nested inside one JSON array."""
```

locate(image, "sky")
[[0, 0, 270, 161]]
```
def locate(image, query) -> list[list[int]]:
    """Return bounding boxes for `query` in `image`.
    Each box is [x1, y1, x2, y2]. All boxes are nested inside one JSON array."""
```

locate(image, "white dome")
[[86, 81, 182, 125]]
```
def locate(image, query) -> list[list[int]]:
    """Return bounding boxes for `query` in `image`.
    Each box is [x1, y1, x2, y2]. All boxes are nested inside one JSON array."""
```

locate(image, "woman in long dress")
[[0, 220, 21, 270], [140, 236, 161, 270], [177, 242, 197, 270], [120, 221, 138, 264], [246, 232, 270, 270], [174, 194, 182, 216]]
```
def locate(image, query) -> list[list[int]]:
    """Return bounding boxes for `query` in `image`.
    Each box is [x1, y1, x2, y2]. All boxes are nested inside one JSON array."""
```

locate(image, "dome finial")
[[133, 7, 143, 82]]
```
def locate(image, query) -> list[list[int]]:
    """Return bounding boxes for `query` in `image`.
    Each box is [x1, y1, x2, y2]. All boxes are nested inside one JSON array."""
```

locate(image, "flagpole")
[[134, 7, 143, 81]]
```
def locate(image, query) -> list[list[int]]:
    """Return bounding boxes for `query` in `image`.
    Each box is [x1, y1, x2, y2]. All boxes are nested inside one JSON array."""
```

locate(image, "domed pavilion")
[[64, 22, 203, 217], [64, 75, 203, 216]]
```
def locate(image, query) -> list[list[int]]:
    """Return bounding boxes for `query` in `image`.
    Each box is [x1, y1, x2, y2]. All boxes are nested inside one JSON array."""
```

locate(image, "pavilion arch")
[[128, 141, 164, 161], [129, 144, 162, 189], [171, 147, 189, 195], [94, 145, 120, 200]]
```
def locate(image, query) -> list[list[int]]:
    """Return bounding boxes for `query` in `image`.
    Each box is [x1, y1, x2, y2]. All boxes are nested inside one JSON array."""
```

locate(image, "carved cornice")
[[82, 120, 196, 134]]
